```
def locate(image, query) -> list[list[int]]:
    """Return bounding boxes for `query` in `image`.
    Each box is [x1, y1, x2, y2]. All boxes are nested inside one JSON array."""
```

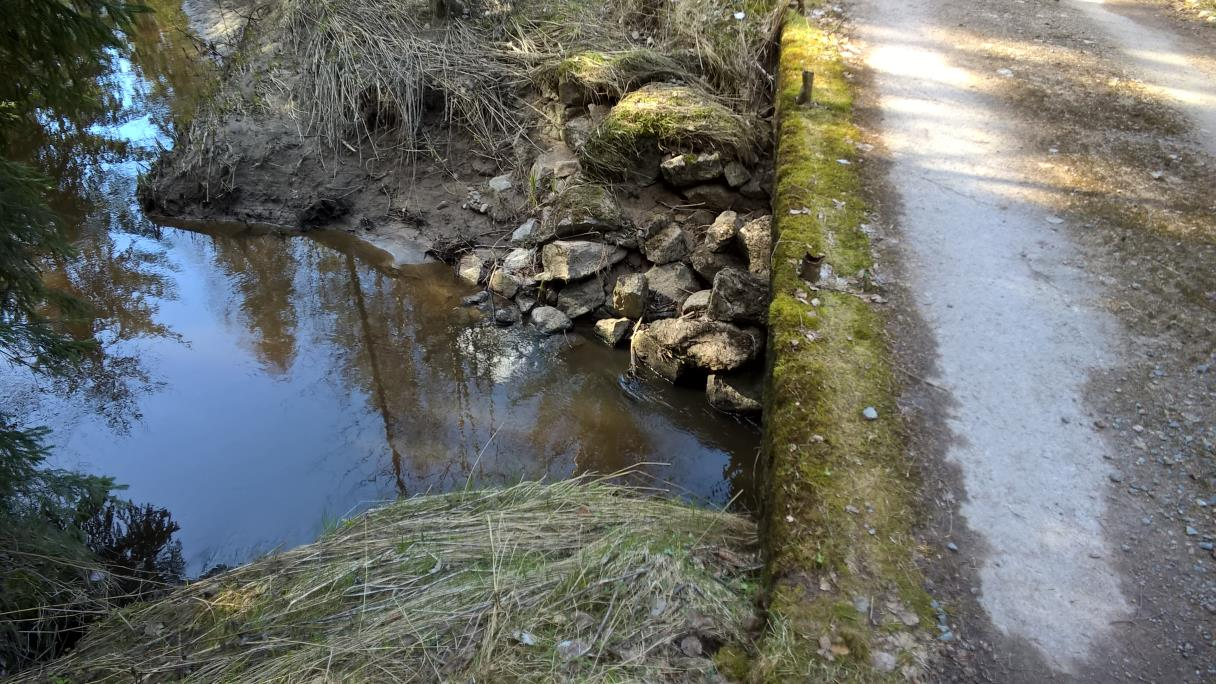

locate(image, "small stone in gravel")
[[871, 651, 897, 673], [1186, 526, 1198, 536], [1109, 472, 1123, 483], [947, 542, 959, 552], [862, 406, 879, 421]]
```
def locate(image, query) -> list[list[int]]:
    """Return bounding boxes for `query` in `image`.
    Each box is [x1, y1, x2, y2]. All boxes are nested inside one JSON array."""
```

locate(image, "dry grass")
[[280, 0, 528, 153], [218, 0, 782, 154], [13, 478, 760, 683]]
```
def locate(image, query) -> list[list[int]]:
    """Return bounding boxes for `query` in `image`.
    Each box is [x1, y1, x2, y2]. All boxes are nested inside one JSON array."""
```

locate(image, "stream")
[[3, 1, 758, 575]]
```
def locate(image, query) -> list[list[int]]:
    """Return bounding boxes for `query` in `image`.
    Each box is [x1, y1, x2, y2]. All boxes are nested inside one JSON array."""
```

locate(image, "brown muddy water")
[[3, 1, 757, 575]]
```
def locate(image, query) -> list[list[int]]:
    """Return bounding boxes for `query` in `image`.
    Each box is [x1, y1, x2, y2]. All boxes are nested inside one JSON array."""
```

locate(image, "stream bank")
[[140, 0, 786, 414]]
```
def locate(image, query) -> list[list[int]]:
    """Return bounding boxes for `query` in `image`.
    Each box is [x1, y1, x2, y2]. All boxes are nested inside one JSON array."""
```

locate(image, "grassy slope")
[[13, 481, 761, 683], [752, 12, 930, 681]]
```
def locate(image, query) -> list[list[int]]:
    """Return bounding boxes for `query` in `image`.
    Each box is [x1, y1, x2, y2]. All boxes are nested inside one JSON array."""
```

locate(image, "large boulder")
[[612, 273, 648, 319], [737, 215, 772, 276], [594, 318, 632, 347], [708, 268, 769, 326], [631, 318, 763, 382], [540, 240, 627, 281], [706, 374, 763, 414], [703, 210, 739, 252], [645, 262, 701, 317], [557, 277, 606, 319], [547, 184, 624, 237], [660, 152, 724, 188], [689, 244, 746, 282], [531, 306, 573, 334], [642, 224, 691, 265]]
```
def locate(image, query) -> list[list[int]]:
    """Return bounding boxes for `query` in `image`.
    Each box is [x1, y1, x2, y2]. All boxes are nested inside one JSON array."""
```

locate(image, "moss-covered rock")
[[550, 49, 687, 105], [580, 83, 755, 182]]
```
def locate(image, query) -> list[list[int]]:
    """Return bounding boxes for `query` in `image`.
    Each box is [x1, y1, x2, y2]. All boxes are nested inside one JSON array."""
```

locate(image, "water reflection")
[[4, 0, 757, 575], [38, 226, 756, 573]]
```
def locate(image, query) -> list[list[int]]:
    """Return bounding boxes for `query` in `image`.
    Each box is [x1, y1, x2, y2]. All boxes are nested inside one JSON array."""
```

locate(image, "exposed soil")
[[842, 0, 1216, 680]]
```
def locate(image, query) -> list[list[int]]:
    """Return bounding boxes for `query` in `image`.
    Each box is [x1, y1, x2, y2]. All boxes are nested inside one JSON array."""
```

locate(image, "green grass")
[[752, 12, 931, 681]]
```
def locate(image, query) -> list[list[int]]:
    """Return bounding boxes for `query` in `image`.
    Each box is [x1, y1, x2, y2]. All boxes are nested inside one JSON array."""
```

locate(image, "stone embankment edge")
[[751, 9, 932, 681]]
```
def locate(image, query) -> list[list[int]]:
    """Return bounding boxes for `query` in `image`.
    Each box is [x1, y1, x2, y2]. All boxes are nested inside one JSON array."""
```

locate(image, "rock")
[[740, 178, 767, 199], [531, 306, 573, 334], [530, 144, 581, 188], [488, 270, 521, 299], [708, 268, 769, 326], [494, 306, 520, 327], [461, 291, 489, 306], [563, 116, 595, 151], [706, 374, 762, 414], [642, 225, 691, 265], [632, 318, 762, 382], [689, 244, 746, 282], [502, 247, 536, 273], [871, 651, 898, 673], [511, 219, 540, 245], [681, 289, 711, 316], [737, 215, 773, 276], [556, 277, 605, 319], [862, 406, 879, 421], [723, 160, 750, 188], [456, 254, 484, 285], [682, 183, 739, 211], [640, 212, 670, 240], [660, 152, 724, 187], [645, 263, 702, 316], [548, 185, 624, 237], [488, 174, 513, 193], [678, 635, 703, 658], [612, 273, 648, 319], [541, 240, 627, 281], [593, 318, 632, 347], [515, 292, 538, 314], [704, 210, 740, 252]]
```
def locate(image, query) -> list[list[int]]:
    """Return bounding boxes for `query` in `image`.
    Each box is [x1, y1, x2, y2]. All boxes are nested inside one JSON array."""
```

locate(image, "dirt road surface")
[[845, 0, 1216, 680]]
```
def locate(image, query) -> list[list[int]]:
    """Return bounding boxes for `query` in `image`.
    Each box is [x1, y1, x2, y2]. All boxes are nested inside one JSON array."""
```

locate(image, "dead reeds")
[[14, 478, 759, 683]]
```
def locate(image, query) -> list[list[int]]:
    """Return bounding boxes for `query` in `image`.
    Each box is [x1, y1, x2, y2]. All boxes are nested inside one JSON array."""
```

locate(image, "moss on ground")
[[579, 83, 755, 179], [752, 11, 931, 682]]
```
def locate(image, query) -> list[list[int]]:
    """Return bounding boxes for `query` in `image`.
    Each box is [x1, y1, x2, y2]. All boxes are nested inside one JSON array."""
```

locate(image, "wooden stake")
[[797, 70, 814, 105]]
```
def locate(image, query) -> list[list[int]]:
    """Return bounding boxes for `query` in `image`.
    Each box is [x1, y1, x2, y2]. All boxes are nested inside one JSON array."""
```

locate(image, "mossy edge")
[[751, 11, 932, 682]]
